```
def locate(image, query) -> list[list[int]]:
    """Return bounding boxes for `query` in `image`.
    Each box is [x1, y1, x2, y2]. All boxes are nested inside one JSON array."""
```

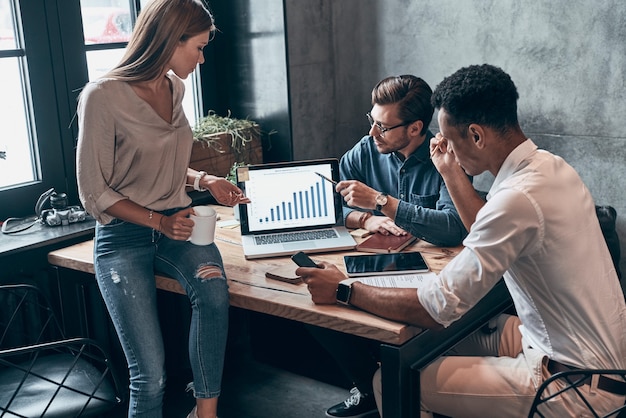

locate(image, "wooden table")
[[48, 205, 512, 417]]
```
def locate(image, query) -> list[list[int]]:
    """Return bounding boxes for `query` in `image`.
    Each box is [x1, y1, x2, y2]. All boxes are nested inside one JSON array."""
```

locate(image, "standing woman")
[[76, 1, 248, 417]]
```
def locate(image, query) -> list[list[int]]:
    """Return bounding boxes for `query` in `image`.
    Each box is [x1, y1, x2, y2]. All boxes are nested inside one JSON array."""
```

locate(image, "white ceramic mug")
[[189, 206, 217, 246]]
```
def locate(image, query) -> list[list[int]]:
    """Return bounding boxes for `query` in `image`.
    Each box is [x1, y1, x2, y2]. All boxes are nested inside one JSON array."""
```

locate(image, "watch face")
[[376, 194, 388, 206], [336, 283, 351, 304]]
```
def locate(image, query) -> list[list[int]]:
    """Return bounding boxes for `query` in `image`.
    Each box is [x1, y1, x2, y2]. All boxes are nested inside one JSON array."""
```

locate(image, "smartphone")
[[291, 251, 322, 268], [343, 251, 429, 277]]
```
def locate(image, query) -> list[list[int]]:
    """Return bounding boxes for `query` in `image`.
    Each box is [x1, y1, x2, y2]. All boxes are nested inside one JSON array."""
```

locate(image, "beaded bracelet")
[[148, 210, 158, 231]]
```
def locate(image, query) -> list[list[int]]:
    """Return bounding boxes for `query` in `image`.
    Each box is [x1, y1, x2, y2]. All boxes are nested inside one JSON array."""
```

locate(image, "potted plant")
[[190, 110, 264, 182]]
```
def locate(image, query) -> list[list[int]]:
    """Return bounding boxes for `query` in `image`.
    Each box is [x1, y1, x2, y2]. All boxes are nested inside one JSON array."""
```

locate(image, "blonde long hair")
[[105, 0, 215, 82]]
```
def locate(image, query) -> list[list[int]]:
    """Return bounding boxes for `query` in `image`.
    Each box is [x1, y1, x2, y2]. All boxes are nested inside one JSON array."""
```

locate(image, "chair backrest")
[[0, 284, 124, 417], [596, 205, 622, 281], [528, 369, 626, 418], [0, 283, 64, 350]]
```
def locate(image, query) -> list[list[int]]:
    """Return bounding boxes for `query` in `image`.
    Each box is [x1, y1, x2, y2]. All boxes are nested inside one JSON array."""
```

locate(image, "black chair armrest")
[[529, 369, 626, 417]]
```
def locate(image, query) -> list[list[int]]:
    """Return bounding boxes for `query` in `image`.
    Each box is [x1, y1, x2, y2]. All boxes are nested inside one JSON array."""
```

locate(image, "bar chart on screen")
[[244, 162, 337, 231]]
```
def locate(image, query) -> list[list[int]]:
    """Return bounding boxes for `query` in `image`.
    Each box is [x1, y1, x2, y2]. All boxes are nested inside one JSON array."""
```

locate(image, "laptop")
[[236, 158, 357, 259]]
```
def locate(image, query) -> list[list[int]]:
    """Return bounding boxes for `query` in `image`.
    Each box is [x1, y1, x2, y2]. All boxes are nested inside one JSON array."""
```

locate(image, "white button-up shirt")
[[419, 139, 626, 369]]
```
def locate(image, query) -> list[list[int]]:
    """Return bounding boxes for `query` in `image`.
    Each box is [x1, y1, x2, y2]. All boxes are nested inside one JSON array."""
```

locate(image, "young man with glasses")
[[307, 75, 472, 418], [337, 75, 469, 245]]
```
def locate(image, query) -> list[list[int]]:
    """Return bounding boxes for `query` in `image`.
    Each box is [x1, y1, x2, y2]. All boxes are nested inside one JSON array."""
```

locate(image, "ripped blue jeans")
[[94, 210, 229, 418]]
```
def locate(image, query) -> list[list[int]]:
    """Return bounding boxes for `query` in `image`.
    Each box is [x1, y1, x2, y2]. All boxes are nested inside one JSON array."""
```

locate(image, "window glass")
[[81, 2, 133, 80], [0, 1, 36, 189], [85, 48, 125, 79], [82, 6, 131, 44], [0, 1, 15, 49]]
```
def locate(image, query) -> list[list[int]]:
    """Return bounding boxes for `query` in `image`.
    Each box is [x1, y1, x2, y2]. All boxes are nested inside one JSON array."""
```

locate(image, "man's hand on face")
[[429, 134, 458, 176]]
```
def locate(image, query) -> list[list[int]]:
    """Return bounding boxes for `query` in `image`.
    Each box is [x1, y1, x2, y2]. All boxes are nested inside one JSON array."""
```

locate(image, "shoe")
[[325, 387, 378, 417], [186, 406, 219, 418]]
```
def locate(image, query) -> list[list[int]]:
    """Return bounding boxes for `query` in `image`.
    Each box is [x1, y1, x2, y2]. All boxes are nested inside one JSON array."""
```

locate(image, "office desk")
[[48, 205, 512, 417]]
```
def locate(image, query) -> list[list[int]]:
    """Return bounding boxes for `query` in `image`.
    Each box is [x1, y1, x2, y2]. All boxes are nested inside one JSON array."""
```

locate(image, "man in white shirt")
[[297, 64, 626, 417]]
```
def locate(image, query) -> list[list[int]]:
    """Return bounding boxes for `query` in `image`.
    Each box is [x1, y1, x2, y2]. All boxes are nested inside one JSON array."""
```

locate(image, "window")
[[81, 2, 201, 119], [0, 1, 36, 189], [0, 0, 203, 221], [0, 0, 70, 221]]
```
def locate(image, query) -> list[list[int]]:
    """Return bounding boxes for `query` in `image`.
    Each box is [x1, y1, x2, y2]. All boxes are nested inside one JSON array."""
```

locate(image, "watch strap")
[[194, 171, 207, 191]]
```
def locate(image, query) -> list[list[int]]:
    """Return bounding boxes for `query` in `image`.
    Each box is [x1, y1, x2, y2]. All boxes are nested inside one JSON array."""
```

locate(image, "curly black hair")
[[431, 64, 519, 137]]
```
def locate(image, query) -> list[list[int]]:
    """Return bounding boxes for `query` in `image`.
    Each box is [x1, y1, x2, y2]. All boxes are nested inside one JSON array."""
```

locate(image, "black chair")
[[0, 283, 125, 417], [528, 369, 626, 417]]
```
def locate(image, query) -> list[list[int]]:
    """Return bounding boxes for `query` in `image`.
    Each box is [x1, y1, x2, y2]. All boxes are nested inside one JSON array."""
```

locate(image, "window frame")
[[0, 0, 77, 221]]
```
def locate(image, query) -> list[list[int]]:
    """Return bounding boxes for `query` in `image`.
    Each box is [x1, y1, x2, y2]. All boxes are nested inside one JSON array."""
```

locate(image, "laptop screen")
[[237, 159, 343, 235]]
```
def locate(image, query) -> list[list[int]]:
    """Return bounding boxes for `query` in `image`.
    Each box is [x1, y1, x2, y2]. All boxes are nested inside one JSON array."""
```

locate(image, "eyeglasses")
[[366, 113, 410, 138]]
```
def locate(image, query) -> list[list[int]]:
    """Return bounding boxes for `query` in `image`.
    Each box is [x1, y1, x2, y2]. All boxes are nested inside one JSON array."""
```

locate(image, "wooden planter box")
[[190, 126, 263, 179]]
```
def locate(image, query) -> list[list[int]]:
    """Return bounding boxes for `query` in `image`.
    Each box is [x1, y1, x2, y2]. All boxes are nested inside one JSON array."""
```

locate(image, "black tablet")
[[343, 252, 429, 277]]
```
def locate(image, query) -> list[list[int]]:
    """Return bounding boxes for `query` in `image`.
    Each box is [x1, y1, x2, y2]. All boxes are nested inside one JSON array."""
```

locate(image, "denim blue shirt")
[[339, 133, 468, 247]]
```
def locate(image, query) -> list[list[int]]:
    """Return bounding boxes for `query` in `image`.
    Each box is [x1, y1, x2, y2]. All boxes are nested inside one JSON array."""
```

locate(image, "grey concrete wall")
[[285, 0, 626, 276]]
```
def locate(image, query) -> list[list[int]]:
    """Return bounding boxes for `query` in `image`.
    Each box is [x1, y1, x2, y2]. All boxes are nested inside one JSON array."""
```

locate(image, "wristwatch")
[[336, 282, 353, 305], [193, 171, 207, 192], [375, 192, 388, 211]]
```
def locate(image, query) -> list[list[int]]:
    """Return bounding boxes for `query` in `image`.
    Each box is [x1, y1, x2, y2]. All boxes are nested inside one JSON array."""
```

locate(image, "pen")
[[315, 172, 337, 185]]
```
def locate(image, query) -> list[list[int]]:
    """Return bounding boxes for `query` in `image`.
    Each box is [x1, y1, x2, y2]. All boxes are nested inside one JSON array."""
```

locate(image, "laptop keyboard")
[[254, 229, 338, 245]]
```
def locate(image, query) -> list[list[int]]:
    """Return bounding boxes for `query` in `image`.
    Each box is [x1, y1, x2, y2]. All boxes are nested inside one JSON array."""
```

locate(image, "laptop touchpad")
[[283, 242, 317, 250]]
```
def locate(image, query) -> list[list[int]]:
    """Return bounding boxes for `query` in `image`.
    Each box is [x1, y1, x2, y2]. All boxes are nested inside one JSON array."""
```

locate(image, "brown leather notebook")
[[265, 265, 302, 284], [355, 233, 416, 253]]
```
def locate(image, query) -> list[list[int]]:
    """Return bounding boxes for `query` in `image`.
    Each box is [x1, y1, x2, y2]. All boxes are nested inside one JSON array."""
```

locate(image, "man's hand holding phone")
[[292, 252, 350, 304], [291, 251, 322, 268]]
